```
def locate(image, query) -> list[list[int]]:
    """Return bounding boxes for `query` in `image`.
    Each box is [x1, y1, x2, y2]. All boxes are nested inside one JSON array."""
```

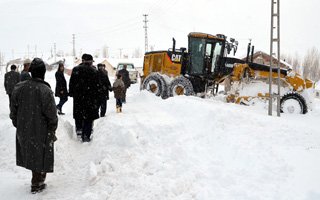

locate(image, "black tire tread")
[[142, 73, 168, 98], [169, 76, 194, 96], [280, 92, 308, 114]]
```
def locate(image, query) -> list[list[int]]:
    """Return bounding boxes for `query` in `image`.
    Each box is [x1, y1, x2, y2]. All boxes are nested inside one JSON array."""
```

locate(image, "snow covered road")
[[0, 71, 320, 200]]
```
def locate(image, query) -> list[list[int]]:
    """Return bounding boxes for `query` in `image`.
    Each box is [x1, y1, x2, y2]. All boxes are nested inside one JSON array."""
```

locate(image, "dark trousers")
[[122, 88, 127, 102], [57, 96, 68, 111], [31, 171, 46, 186], [100, 96, 107, 117], [75, 119, 94, 140], [116, 98, 122, 107]]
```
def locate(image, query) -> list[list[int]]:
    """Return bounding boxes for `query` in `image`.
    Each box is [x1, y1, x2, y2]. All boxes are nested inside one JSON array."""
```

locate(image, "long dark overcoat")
[[4, 70, 20, 95], [55, 71, 68, 98], [98, 69, 112, 100], [117, 69, 131, 88], [10, 78, 58, 172], [69, 63, 102, 120]]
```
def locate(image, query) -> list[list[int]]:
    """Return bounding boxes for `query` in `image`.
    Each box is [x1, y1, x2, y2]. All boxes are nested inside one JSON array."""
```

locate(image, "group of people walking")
[[4, 53, 131, 194]]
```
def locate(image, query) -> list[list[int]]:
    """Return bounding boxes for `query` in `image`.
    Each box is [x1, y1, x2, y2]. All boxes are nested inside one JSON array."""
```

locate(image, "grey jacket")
[[10, 78, 58, 172], [4, 70, 20, 95]]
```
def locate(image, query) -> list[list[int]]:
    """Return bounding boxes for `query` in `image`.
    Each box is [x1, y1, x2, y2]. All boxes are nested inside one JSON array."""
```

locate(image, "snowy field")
[[0, 70, 320, 200]]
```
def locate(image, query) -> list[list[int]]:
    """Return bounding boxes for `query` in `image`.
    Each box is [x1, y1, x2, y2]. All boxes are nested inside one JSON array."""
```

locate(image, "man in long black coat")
[[117, 64, 131, 103], [69, 54, 102, 142], [97, 63, 112, 117], [10, 58, 58, 194]]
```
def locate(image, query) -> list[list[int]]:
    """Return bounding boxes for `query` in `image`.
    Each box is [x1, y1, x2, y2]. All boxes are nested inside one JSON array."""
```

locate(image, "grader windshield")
[[188, 33, 225, 77]]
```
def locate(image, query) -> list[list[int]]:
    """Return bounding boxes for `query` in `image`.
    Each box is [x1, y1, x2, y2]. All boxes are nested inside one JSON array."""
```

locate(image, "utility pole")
[[54, 43, 56, 62], [27, 45, 30, 58], [143, 14, 149, 53], [119, 48, 123, 59], [35, 45, 37, 57], [268, 0, 281, 116], [72, 34, 76, 58]]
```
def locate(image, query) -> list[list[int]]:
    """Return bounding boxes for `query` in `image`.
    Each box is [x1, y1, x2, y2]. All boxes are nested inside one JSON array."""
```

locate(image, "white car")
[[116, 63, 138, 83]]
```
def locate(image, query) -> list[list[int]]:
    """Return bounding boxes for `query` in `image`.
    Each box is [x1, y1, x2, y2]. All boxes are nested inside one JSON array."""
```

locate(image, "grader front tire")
[[169, 76, 194, 96]]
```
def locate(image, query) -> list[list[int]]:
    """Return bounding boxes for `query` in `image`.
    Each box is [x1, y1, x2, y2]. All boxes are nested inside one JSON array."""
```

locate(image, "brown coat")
[[112, 79, 125, 99]]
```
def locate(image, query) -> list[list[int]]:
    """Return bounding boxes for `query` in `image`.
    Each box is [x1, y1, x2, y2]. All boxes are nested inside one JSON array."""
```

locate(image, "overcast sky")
[[0, 0, 319, 61]]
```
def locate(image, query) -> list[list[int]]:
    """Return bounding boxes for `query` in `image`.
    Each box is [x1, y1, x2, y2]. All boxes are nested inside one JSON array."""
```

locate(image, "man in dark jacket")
[[69, 54, 101, 142], [20, 58, 31, 81], [117, 64, 130, 103], [10, 58, 58, 194], [97, 63, 112, 117], [55, 63, 68, 115], [4, 64, 20, 107]]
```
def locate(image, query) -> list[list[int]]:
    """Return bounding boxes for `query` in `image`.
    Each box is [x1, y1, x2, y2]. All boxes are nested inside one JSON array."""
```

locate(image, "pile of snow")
[[0, 71, 319, 200]]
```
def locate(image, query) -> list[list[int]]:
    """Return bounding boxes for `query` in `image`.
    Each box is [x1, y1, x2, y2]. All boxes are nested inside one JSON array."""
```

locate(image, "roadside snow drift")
[[0, 70, 319, 200]]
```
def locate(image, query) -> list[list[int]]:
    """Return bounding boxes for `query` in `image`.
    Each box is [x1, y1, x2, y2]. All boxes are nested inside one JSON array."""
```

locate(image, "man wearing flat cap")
[[20, 58, 32, 81], [69, 53, 102, 142], [10, 58, 58, 193]]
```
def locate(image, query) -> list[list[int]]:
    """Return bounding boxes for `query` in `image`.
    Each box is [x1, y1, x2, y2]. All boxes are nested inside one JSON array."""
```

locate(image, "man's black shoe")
[[31, 183, 47, 194], [82, 136, 91, 142], [58, 111, 65, 115]]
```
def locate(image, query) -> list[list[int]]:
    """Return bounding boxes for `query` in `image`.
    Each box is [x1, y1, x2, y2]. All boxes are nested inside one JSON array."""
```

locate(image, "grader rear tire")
[[142, 73, 168, 99], [280, 93, 308, 114]]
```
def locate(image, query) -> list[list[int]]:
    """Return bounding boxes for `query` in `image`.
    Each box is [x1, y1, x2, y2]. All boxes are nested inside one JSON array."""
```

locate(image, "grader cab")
[[141, 32, 314, 114], [142, 32, 237, 98]]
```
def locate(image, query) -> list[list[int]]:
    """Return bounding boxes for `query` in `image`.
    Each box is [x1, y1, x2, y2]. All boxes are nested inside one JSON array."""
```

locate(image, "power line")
[[76, 17, 140, 37], [54, 43, 56, 62]]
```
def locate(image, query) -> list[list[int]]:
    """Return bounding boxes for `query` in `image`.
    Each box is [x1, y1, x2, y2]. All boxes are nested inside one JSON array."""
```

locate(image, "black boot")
[[31, 183, 47, 194]]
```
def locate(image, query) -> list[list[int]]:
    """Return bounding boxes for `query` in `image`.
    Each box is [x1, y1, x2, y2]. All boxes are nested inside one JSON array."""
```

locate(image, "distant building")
[[242, 51, 293, 70]]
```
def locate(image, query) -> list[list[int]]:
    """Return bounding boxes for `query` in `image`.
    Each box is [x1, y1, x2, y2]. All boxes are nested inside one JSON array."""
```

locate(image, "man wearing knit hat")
[[10, 58, 58, 194]]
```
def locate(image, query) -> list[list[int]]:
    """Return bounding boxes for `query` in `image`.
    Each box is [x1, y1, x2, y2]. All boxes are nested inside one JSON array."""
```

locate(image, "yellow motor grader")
[[141, 32, 314, 114]]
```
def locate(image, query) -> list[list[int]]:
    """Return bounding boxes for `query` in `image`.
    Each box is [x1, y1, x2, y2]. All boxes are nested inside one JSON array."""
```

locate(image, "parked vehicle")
[[116, 63, 138, 83]]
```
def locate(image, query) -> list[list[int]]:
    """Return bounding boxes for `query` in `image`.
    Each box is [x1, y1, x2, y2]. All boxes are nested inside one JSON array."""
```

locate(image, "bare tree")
[[132, 48, 142, 58], [94, 49, 100, 58], [302, 47, 320, 82], [0, 52, 3, 66], [292, 52, 301, 74], [281, 52, 301, 73], [102, 45, 109, 58]]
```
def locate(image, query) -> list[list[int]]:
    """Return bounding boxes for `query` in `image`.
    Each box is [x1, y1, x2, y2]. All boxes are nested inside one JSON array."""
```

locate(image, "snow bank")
[[0, 71, 319, 200]]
